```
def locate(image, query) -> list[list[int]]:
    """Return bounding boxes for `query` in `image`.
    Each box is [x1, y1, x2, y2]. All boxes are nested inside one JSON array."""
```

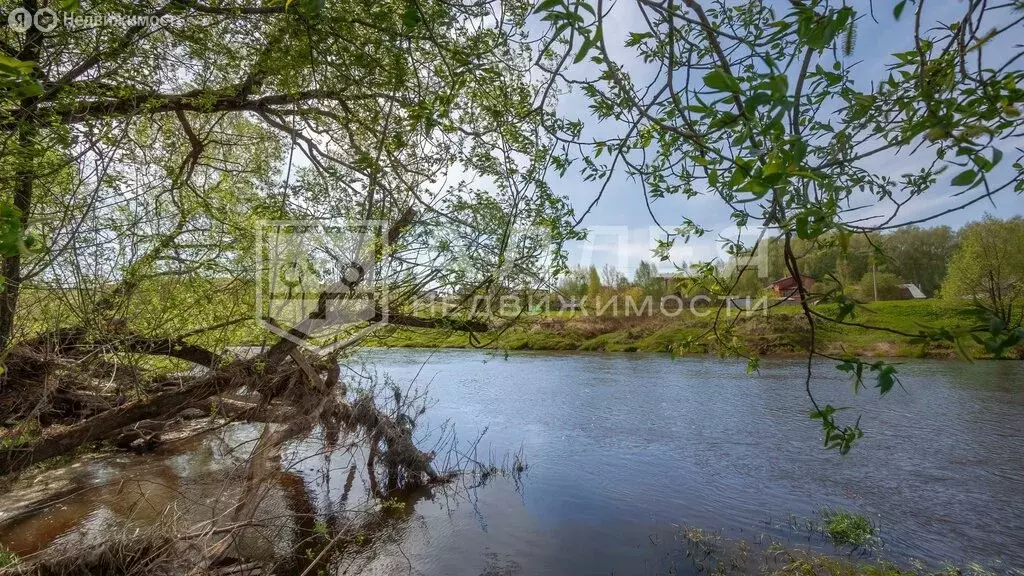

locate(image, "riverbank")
[[16, 287, 1020, 360], [367, 300, 1023, 359]]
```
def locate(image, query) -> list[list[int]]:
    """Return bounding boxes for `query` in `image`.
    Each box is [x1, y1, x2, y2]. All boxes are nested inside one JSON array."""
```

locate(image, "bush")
[[942, 216, 1024, 330], [856, 272, 903, 301]]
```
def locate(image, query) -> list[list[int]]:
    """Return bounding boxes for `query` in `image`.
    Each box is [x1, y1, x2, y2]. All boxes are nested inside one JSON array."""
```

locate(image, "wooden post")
[[872, 260, 878, 302]]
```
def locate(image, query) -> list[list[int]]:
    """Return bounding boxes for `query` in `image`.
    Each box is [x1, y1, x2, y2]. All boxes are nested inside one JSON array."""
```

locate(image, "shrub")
[[942, 216, 1024, 330]]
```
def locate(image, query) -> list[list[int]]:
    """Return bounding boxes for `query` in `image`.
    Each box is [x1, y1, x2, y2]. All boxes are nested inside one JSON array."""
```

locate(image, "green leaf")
[[950, 169, 977, 186], [575, 1, 596, 16], [532, 0, 563, 14], [835, 299, 856, 323], [740, 178, 769, 196], [0, 55, 34, 77], [573, 36, 595, 63], [0, 203, 22, 257], [703, 68, 741, 94], [768, 74, 788, 100], [953, 336, 974, 361], [573, 27, 601, 64], [795, 215, 811, 239], [743, 91, 772, 111], [893, 0, 907, 20], [402, 1, 422, 28], [708, 111, 739, 130], [870, 362, 900, 395], [12, 81, 42, 98], [746, 356, 760, 374]]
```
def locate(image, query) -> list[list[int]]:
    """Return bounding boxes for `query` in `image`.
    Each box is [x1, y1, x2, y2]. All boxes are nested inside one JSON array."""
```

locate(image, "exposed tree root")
[[0, 329, 452, 499], [0, 289, 479, 575]]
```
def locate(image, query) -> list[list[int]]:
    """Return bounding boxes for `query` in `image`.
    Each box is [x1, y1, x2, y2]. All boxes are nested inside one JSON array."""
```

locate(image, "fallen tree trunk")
[[1, 294, 466, 486], [16, 327, 226, 369], [0, 363, 244, 475], [0, 327, 470, 576]]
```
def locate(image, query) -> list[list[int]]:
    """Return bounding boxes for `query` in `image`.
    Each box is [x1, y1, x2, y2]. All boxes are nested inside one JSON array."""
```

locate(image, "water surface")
[[2, 351, 1021, 575], [352, 350, 1024, 575]]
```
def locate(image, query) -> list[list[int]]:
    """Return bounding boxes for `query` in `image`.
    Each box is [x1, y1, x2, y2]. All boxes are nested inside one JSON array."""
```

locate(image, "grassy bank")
[[366, 300, 1021, 359], [17, 285, 1018, 359]]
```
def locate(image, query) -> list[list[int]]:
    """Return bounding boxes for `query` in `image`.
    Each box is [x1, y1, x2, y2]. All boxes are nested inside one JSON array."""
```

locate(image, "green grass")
[[677, 522, 977, 576], [365, 299, 1007, 358], [634, 326, 698, 352], [498, 331, 579, 350], [820, 508, 877, 548], [578, 330, 641, 351], [812, 300, 982, 355], [17, 283, 1013, 360], [0, 545, 18, 569], [771, 555, 943, 576]]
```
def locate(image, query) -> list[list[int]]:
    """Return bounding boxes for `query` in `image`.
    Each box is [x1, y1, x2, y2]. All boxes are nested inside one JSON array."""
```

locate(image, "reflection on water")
[[0, 458, 192, 557], [0, 423, 309, 560], [2, 352, 1022, 575], [351, 351, 1024, 575]]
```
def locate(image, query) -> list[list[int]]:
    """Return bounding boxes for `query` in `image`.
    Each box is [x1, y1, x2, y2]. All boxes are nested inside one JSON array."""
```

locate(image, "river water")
[[2, 350, 1022, 574], [352, 350, 1024, 575]]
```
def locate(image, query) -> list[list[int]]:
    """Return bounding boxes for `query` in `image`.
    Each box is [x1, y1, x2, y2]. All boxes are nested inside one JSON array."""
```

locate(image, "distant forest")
[[559, 216, 1024, 311]]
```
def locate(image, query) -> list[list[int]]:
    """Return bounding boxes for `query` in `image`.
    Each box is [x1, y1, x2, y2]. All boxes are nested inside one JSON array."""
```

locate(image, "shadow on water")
[[0, 418, 497, 575], [1, 351, 1022, 575]]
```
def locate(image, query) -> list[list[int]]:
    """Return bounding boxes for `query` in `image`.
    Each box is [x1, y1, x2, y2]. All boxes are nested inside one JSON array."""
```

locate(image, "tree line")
[[556, 215, 1024, 329]]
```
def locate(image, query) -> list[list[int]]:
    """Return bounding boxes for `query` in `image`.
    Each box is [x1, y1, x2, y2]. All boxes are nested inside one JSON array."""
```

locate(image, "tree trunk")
[[0, 1, 43, 352], [0, 368, 235, 475]]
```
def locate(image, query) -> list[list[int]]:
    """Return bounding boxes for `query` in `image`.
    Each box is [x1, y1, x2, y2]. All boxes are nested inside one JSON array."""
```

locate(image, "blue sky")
[[554, 0, 1024, 277]]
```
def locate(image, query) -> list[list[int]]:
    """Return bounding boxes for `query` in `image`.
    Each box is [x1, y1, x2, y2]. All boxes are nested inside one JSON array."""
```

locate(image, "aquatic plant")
[[676, 523, 985, 576], [820, 508, 878, 549], [774, 554, 913, 576]]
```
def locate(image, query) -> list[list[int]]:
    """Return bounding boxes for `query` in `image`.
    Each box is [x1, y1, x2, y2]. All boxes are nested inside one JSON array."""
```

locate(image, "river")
[[352, 350, 1024, 575], [2, 350, 1022, 574]]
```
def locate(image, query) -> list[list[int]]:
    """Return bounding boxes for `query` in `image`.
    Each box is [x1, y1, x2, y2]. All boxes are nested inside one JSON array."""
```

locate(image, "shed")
[[769, 275, 815, 299], [898, 283, 926, 299]]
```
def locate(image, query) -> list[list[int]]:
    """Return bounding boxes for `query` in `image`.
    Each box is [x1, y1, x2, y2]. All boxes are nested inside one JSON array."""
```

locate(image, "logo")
[[33, 7, 58, 32], [7, 7, 31, 32], [7, 8, 177, 32], [256, 220, 390, 353]]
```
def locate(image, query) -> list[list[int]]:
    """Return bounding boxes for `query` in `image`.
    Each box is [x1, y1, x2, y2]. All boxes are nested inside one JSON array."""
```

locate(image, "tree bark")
[[0, 1, 43, 352], [18, 328, 226, 369]]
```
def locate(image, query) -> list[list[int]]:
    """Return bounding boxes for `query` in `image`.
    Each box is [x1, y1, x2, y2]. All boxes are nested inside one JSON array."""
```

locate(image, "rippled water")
[[351, 350, 1024, 575], [2, 351, 1022, 574]]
